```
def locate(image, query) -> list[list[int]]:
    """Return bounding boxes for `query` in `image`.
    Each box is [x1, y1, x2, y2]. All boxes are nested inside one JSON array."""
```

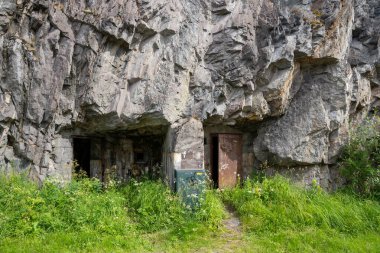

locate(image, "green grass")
[[0, 172, 226, 252], [222, 175, 380, 252], [244, 229, 380, 253], [0, 173, 379, 252]]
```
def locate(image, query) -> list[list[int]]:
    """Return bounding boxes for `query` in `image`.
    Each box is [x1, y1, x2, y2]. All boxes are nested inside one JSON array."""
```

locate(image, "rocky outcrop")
[[0, 0, 379, 188]]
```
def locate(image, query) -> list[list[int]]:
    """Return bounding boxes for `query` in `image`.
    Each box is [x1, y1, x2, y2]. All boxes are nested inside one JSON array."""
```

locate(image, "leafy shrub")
[[340, 115, 380, 199], [222, 175, 380, 234]]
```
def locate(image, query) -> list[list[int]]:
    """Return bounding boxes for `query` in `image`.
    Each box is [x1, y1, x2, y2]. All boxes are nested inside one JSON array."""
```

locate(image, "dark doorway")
[[210, 134, 242, 189], [73, 138, 91, 176], [211, 135, 219, 188]]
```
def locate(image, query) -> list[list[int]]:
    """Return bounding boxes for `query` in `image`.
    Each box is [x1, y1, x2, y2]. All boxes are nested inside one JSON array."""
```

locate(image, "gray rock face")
[[0, 0, 379, 188]]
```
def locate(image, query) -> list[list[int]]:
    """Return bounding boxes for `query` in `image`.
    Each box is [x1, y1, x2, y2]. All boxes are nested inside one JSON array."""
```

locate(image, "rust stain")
[[218, 134, 242, 189]]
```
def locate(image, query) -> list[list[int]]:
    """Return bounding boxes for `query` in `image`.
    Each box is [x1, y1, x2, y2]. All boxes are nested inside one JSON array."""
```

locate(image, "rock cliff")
[[0, 0, 379, 188]]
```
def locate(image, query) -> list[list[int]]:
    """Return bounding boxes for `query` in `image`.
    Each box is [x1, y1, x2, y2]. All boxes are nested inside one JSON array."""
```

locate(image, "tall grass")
[[122, 179, 225, 238], [0, 172, 226, 252], [1, 171, 379, 252], [222, 176, 380, 234], [0, 173, 136, 238]]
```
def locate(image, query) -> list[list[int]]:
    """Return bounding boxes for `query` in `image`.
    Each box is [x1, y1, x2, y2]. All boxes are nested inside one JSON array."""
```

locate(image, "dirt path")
[[211, 204, 245, 253]]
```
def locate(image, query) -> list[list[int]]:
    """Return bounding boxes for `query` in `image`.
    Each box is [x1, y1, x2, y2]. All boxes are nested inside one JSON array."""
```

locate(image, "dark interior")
[[129, 135, 164, 179], [211, 135, 219, 188], [134, 151, 145, 163], [73, 138, 91, 176]]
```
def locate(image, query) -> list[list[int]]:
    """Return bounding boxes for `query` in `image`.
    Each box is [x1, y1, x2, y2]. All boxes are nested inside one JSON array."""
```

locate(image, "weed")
[[340, 115, 380, 199]]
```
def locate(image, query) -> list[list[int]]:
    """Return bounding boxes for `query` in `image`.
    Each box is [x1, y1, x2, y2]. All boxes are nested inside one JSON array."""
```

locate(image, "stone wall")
[[0, 0, 379, 187]]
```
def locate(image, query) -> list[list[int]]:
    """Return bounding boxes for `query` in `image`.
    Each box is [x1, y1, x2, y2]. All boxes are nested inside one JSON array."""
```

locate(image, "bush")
[[340, 115, 380, 199]]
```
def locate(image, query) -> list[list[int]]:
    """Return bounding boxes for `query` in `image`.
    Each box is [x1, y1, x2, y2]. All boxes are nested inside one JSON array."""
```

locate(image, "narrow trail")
[[211, 204, 245, 253]]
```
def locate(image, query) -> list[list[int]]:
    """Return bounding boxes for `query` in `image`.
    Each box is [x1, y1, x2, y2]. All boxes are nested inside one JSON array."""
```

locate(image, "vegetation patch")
[[0, 171, 379, 252], [222, 175, 380, 252], [340, 115, 380, 200], [0, 172, 226, 252]]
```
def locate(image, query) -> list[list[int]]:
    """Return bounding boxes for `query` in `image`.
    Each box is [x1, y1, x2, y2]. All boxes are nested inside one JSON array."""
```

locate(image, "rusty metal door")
[[218, 134, 242, 188]]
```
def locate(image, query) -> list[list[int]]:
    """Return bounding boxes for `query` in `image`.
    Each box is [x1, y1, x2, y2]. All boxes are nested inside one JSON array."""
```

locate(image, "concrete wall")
[[47, 122, 342, 190], [163, 118, 204, 188]]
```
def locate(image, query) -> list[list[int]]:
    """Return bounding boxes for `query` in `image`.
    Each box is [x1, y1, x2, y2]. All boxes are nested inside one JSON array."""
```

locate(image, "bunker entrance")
[[72, 132, 165, 182], [209, 134, 242, 189], [211, 135, 219, 188]]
